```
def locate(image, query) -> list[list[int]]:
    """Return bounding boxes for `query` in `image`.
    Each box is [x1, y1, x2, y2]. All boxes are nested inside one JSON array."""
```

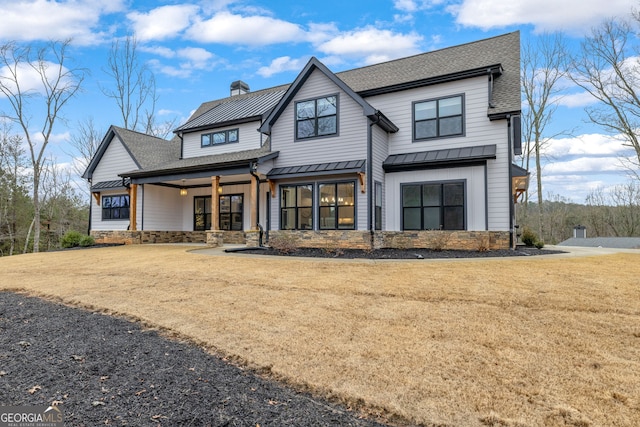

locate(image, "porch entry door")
[[194, 195, 244, 231]]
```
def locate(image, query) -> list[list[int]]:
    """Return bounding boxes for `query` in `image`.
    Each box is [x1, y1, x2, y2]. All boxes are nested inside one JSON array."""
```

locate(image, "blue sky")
[[0, 0, 637, 203]]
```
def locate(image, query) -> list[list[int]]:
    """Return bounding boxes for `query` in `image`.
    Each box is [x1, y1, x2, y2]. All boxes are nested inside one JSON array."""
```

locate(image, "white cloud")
[[543, 156, 625, 174], [552, 91, 598, 109], [176, 47, 214, 69], [0, 61, 74, 98], [451, 0, 633, 33], [394, 0, 419, 12], [185, 11, 305, 45], [544, 134, 630, 157], [257, 56, 308, 77], [316, 28, 423, 64], [147, 47, 218, 78], [127, 5, 199, 41], [0, 0, 125, 45]]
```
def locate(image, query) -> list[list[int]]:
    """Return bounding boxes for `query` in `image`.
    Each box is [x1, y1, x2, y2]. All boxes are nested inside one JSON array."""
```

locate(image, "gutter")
[[367, 114, 381, 243], [249, 161, 262, 246]]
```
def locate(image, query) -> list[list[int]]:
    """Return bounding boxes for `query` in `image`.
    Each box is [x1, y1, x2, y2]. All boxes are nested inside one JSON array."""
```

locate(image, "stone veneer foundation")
[[92, 229, 510, 250]]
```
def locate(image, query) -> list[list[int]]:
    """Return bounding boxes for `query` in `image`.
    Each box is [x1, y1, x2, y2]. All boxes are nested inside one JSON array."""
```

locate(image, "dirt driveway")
[[1, 245, 639, 426]]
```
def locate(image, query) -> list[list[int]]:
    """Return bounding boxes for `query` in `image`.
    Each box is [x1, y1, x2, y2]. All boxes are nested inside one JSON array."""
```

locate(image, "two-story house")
[[83, 31, 526, 250]]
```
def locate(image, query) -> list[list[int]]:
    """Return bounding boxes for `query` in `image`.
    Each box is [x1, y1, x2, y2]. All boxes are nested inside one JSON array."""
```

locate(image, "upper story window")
[[413, 95, 464, 140], [295, 95, 337, 139], [201, 129, 239, 147]]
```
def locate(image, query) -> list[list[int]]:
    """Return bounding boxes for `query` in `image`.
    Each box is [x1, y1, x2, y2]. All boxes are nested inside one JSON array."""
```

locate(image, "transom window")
[[295, 95, 337, 139], [201, 129, 239, 147], [102, 194, 130, 220], [402, 182, 465, 230], [280, 185, 313, 230], [319, 182, 355, 230], [414, 95, 463, 140]]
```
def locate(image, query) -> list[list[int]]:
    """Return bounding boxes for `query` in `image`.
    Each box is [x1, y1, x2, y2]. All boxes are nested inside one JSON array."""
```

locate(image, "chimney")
[[230, 80, 250, 96]]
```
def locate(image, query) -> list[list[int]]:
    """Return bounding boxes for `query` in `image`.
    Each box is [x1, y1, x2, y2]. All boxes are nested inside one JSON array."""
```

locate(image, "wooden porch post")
[[250, 176, 258, 231], [211, 176, 220, 231], [129, 184, 137, 231]]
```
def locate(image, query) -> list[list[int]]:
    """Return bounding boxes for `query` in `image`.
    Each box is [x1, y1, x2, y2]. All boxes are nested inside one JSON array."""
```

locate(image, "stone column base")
[[206, 231, 224, 247]]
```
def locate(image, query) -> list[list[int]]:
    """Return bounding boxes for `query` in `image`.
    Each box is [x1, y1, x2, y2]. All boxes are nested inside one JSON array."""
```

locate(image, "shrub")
[[534, 240, 545, 249], [79, 235, 95, 247], [268, 233, 300, 254], [60, 231, 84, 248], [521, 228, 538, 246]]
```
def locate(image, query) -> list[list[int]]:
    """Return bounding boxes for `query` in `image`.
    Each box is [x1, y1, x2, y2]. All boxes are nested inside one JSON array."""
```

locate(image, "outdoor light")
[[218, 186, 223, 194], [180, 188, 188, 196]]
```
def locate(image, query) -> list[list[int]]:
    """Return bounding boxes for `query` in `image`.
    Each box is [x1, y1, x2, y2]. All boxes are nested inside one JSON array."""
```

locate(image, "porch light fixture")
[[217, 186, 223, 194], [180, 188, 188, 196]]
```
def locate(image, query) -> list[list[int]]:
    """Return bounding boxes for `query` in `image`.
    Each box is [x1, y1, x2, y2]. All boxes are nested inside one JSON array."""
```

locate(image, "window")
[[194, 196, 211, 231], [414, 95, 463, 140], [375, 182, 382, 230], [220, 195, 243, 231], [402, 182, 465, 230], [201, 129, 239, 147], [319, 182, 355, 230], [102, 194, 130, 220], [280, 185, 313, 230], [296, 95, 337, 139]]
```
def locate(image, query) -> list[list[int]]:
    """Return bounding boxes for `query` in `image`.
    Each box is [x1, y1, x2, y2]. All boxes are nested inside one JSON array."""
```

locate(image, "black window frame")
[[413, 94, 464, 141], [201, 128, 239, 147], [318, 181, 356, 230], [280, 184, 314, 230], [219, 194, 243, 231], [193, 196, 211, 231], [374, 181, 382, 230], [401, 181, 466, 231], [101, 194, 130, 221], [295, 94, 338, 140]]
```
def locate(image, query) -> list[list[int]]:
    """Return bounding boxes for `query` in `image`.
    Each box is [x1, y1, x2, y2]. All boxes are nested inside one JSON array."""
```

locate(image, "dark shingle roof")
[[182, 32, 520, 131], [112, 127, 181, 169], [124, 145, 277, 178], [558, 237, 640, 249], [383, 144, 497, 172]]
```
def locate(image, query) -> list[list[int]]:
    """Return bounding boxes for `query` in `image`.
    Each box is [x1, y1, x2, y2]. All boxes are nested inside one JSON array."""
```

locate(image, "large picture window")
[[414, 95, 463, 140], [194, 196, 211, 231], [201, 128, 239, 147], [296, 95, 337, 139], [101, 194, 129, 220], [402, 182, 465, 230], [220, 194, 243, 231], [319, 182, 355, 229], [280, 185, 313, 230]]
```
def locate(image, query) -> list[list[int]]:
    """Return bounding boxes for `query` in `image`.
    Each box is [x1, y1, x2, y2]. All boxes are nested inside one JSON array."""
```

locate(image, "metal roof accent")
[[511, 163, 529, 177], [383, 145, 497, 172], [175, 89, 287, 133], [267, 160, 366, 179], [91, 178, 130, 191]]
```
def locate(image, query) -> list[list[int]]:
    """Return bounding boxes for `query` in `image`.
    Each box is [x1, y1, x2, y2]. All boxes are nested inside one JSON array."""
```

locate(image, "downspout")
[[87, 178, 92, 235], [249, 162, 262, 246], [367, 114, 381, 247], [178, 132, 184, 159], [507, 115, 514, 249]]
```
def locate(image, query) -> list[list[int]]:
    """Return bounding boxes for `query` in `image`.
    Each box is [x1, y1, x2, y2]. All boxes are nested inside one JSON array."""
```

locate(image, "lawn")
[[1, 245, 639, 426]]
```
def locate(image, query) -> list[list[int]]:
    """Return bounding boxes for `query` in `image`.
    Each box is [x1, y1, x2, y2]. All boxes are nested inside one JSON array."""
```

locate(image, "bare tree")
[[520, 32, 569, 240], [66, 116, 102, 193], [101, 35, 156, 133], [0, 39, 86, 252], [570, 15, 640, 179]]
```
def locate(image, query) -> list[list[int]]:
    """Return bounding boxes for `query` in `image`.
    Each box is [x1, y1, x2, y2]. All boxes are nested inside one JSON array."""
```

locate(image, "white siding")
[[181, 120, 264, 159], [142, 184, 184, 230], [90, 136, 140, 231], [384, 166, 487, 231], [270, 69, 369, 168], [365, 76, 511, 231], [371, 125, 389, 229]]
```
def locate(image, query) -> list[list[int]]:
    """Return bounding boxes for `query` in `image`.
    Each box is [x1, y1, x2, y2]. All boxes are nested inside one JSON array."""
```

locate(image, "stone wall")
[[265, 230, 510, 251], [91, 230, 207, 245]]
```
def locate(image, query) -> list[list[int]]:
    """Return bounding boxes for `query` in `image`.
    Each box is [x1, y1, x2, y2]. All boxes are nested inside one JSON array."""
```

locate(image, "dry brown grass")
[[1, 245, 639, 426]]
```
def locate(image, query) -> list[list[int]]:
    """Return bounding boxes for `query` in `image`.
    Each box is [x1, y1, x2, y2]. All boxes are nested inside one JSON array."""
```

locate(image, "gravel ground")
[[0, 292, 391, 427], [239, 246, 563, 259]]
